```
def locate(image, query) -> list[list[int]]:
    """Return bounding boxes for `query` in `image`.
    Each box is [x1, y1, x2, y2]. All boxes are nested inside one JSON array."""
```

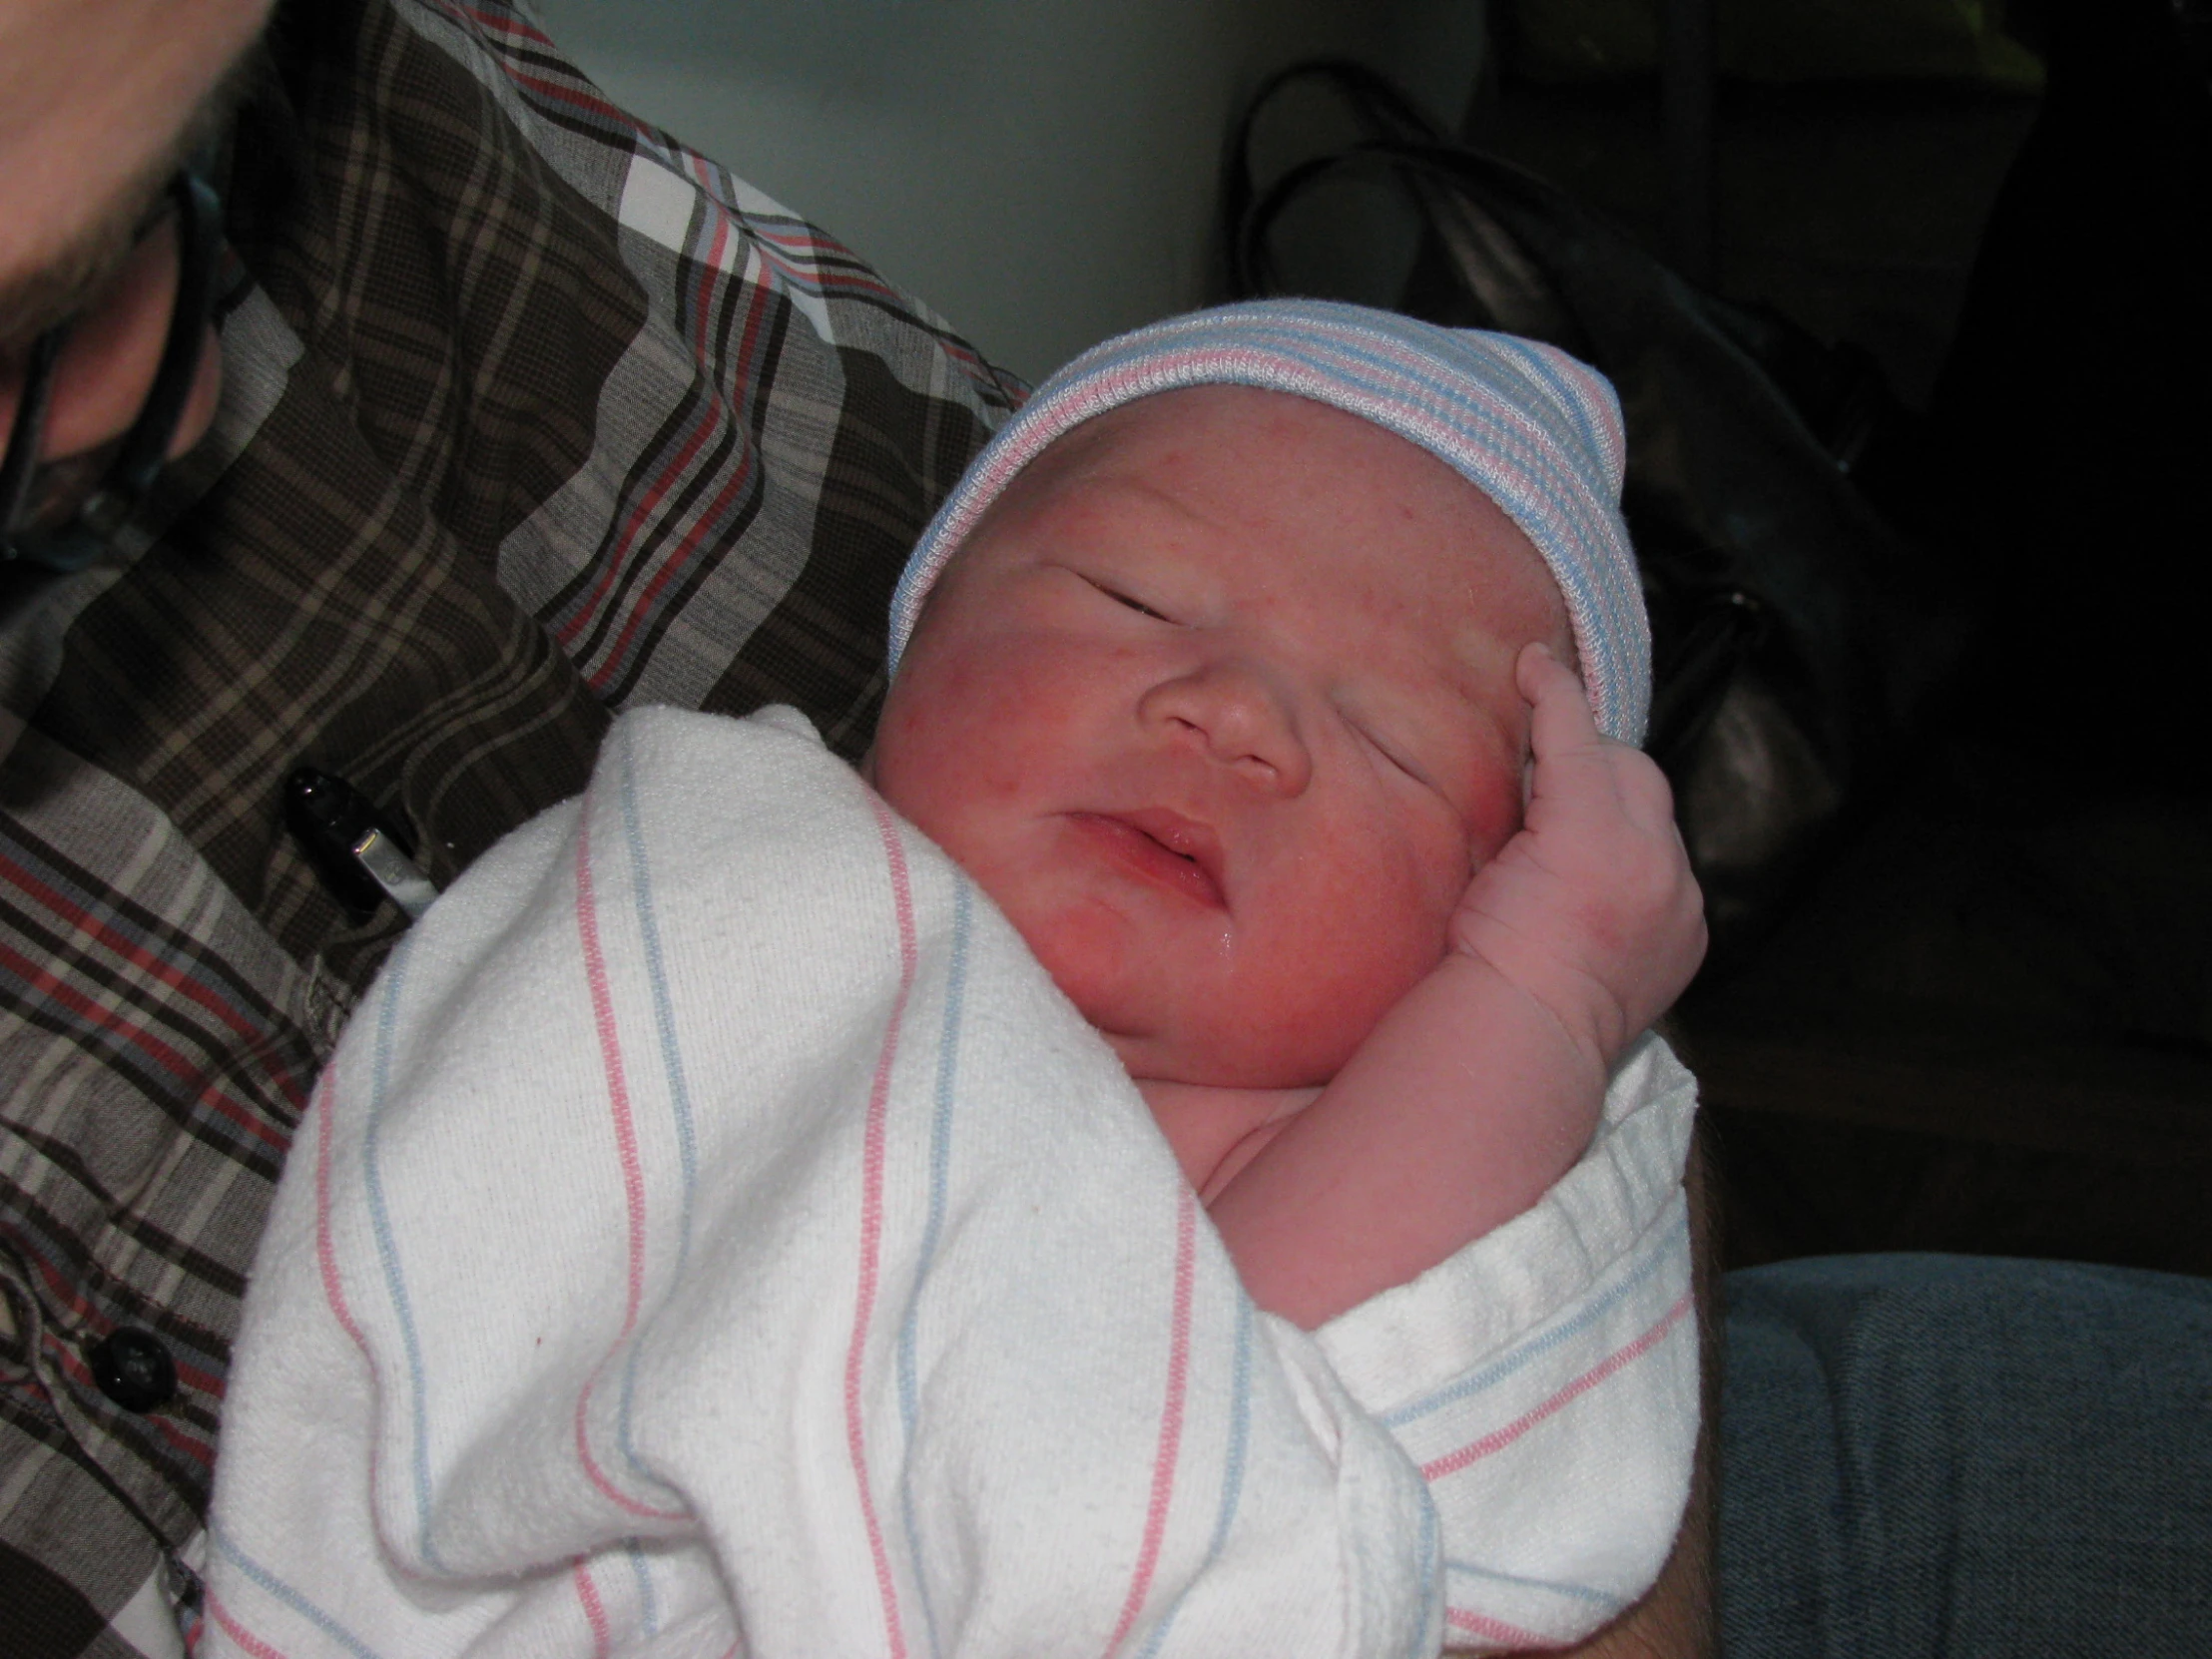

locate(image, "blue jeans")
[[1718, 1255, 2212, 1657]]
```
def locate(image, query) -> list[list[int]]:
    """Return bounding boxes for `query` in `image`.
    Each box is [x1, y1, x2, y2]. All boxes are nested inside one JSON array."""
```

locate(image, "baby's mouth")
[[1067, 811, 1227, 909]]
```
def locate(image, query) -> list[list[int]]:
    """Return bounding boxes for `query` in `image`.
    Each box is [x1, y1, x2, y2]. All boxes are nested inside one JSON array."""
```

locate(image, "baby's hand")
[[1450, 644, 1707, 1075]]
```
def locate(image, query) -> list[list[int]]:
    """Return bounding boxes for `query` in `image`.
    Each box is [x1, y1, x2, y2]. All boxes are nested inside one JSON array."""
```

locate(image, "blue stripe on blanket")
[[1379, 1205, 1689, 1430], [211, 1520, 390, 1659], [897, 875, 974, 1659], [1132, 1293, 1257, 1659], [617, 744, 703, 1491], [357, 936, 448, 1572]]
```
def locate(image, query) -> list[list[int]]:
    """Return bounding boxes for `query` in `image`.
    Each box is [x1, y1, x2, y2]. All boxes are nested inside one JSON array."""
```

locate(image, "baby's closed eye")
[[1353, 720, 1426, 786], [1079, 571, 1175, 622]]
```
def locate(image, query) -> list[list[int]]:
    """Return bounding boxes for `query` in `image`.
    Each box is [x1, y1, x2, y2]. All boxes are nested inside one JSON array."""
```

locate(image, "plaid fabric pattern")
[[0, 1, 1018, 1651]]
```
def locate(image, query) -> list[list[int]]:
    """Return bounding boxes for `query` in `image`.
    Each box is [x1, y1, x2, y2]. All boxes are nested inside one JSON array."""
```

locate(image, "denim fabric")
[[1719, 1255, 2212, 1657]]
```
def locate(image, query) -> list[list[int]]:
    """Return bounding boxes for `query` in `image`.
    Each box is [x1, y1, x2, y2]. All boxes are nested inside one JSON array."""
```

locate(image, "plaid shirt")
[[0, 2, 1017, 1651]]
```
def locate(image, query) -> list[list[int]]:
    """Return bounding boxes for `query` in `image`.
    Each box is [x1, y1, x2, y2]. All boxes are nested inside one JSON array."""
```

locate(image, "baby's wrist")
[[1436, 946, 1621, 1088]]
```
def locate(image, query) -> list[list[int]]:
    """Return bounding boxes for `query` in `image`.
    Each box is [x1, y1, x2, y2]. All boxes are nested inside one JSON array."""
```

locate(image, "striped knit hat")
[[887, 298, 1650, 743]]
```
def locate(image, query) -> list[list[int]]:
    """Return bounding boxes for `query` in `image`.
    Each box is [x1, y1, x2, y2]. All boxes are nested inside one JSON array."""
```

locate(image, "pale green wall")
[[533, 0, 1488, 380]]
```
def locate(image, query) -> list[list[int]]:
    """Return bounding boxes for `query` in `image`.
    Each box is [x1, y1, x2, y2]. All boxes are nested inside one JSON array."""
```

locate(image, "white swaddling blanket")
[[205, 705, 1699, 1658]]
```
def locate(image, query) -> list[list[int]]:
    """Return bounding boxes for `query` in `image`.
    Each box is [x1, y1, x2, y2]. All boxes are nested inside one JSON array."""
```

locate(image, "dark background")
[[1470, 0, 2211, 1275]]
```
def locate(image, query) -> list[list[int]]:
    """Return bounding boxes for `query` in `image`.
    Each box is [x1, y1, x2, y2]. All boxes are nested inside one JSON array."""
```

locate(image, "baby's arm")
[[1203, 644, 1706, 1328]]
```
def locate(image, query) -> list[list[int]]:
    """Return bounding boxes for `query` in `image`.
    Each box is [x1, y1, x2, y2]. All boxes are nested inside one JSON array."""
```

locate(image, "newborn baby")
[[204, 301, 1705, 1659], [872, 368, 1702, 1332]]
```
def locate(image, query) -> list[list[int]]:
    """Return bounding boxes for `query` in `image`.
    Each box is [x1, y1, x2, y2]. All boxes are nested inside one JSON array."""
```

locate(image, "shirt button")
[[89, 1328, 179, 1412]]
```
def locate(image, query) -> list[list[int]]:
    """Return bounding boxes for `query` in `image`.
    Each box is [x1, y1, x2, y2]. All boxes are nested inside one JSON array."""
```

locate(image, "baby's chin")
[[1072, 950, 1422, 1090], [1012, 880, 1431, 1088]]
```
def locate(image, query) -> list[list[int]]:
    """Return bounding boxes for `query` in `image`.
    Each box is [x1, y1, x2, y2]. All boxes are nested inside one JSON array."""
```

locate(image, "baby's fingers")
[[1609, 738, 1684, 835], [1518, 642, 1681, 833], [1517, 642, 1604, 766]]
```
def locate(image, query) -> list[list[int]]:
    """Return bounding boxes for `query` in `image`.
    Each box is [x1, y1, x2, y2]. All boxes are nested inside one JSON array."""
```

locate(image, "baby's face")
[[870, 385, 1570, 1089]]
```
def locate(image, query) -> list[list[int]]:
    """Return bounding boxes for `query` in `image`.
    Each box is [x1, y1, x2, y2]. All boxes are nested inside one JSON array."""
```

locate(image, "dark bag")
[[1226, 61, 1934, 966]]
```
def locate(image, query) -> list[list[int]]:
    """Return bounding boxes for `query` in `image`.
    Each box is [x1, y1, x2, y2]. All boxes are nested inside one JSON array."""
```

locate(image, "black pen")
[[283, 767, 438, 922]]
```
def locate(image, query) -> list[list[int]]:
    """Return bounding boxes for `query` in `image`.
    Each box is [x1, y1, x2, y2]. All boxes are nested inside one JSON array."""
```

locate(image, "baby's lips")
[[1114, 806, 1227, 891], [1072, 808, 1230, 909]]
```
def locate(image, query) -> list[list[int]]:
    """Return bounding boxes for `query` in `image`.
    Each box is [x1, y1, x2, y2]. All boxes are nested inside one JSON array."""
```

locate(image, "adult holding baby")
[[3, 1, 2207, 1657]]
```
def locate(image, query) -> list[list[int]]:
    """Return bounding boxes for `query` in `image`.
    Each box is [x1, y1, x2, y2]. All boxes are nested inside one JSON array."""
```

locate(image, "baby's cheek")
[[1020, 897, 1149, 1031], [882, 643, 1055, 801], [1460, 759, 1528, 868], [1218, 865, 1450, 1086]]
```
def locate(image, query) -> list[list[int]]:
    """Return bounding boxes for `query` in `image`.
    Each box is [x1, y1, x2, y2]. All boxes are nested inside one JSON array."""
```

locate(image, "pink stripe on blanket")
[[573, 1559, 613, 1659], [847, 795, 921, 1659], [573, 806, 686, 1522], [206, 1591, 291, 1659], [1421, 1293, 1694, 1482], [313, 1071, 371, 1360], [1445, 1605, 1547, 1648], [312, 1068, 396, 1531], [1097, 1183, 1200, 1658]]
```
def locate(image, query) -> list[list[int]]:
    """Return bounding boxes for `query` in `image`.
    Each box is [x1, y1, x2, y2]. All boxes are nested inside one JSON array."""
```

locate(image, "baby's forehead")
[[995, 386, 1570, 632]]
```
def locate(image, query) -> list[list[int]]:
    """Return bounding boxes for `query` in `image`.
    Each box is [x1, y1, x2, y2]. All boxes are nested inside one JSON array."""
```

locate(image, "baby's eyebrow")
[[1045, 470, 1219, 536]]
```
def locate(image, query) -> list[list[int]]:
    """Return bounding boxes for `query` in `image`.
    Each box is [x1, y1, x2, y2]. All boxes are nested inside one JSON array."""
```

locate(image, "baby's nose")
[[1139, 662, 1312, 796]]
